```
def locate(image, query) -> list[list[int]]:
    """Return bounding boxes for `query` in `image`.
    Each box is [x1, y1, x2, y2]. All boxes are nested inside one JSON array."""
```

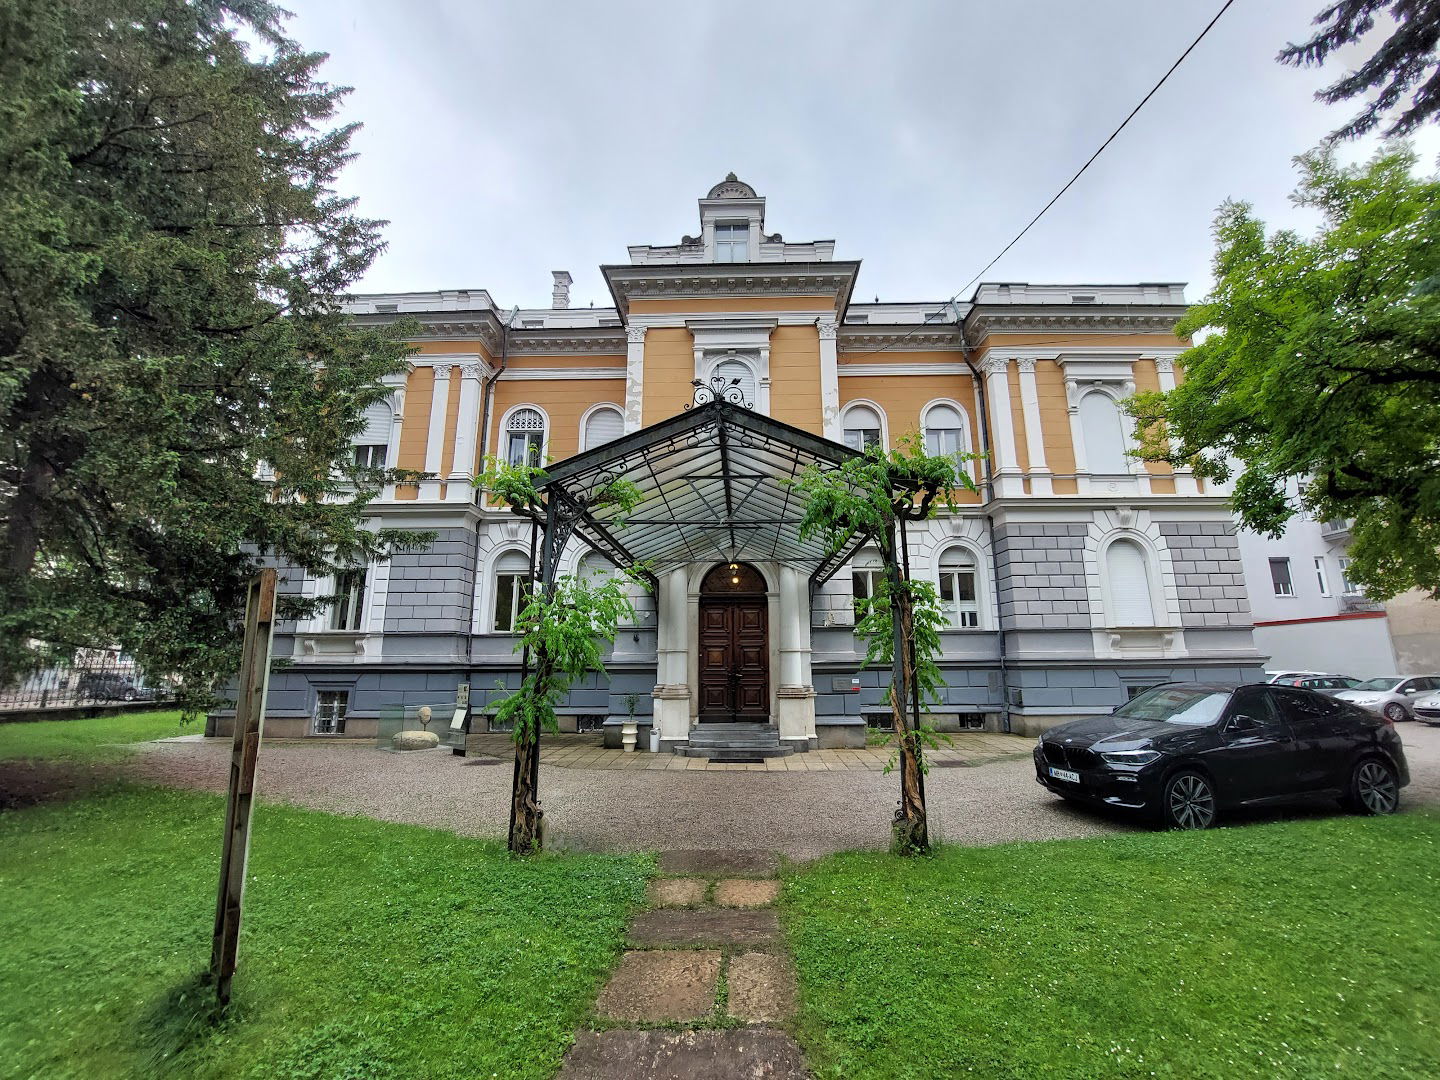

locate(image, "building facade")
[[240, 176, 1267, 747]]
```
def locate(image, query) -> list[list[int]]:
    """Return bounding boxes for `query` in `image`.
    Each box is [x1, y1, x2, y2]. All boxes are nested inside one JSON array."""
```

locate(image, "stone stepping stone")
[[594, 950, 721, 1023], [648, 877, 708, 907], [560, 1028, 810, 1079], [658, 849, 780, 878], [627, 908, 780, 949], [727, 952, 798, 1022], [713, 878, 780, 908]]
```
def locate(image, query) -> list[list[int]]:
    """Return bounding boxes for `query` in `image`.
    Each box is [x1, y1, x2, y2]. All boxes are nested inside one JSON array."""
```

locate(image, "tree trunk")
[[508, 654, 551, 855], [888, 561, 929, 854]]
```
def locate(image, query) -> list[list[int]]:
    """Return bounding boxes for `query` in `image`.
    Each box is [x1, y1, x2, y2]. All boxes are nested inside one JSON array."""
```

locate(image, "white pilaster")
[[1016, 358, 1052, 496], [983, 356, 1025, 497], [818, 320, 840, 441], [624, 326, 646, 433], [653, 566, 691, 748], [448, 362, 484, 486], [775, 566, 816, 747], [381, 379, 406, 501], [1154, 357, 1199, 495], [421, 364, 452, 501]]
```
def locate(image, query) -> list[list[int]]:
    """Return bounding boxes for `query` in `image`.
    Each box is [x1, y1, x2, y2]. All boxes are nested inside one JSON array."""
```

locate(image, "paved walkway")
[[561, 850, 809, 1079]]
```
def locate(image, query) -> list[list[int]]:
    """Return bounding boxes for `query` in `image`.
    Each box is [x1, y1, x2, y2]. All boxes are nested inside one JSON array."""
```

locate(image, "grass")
[[782, 813, 1440, 1079], [0, 708, 190, 762], [0, 786, 650, 1079]]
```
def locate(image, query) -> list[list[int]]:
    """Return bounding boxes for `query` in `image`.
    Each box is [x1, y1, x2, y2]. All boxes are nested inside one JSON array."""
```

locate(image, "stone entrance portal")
[[698, 563, 769, 724]]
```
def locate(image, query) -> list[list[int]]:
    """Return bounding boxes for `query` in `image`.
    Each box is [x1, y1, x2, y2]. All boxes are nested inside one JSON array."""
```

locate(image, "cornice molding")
[[838, 362, 973, 377], [965, 306, 1186, 343], [498, 367, 626, 381], [506, 331, 626, 355], [350, 310, 504, 353], [601, 260, 859, 317], [837, 328, 961, 353]]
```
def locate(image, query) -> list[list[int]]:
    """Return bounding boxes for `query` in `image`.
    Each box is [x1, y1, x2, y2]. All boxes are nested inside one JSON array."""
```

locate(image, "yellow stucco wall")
[[487, 378, 626, 464], [639, 327, 695, 426], [838, 372, 983, 502], [769, 326, 822, 431]]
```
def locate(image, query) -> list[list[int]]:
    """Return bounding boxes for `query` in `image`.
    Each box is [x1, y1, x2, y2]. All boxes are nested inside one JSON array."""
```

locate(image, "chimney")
[[551, 270, 572, 310]]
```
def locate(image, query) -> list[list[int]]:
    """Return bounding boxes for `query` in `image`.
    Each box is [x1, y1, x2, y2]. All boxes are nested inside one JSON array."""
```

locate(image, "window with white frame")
[[353, 444, 387, 470], [327, 569, 367, 631], [923, 402, 968, 463], [851, 549, 884, 622], [1078, 391, 1129, 474], [505, 408, 545, 468], [711, 358, 757, 406], [581, 405, 624, 452], [493, 550, 533, 633], [313, 690, 349, 735], [1269, 557, 1294, 597], [352, 399, 391, 471], [938, 547, 979, 628], [842, 404, 883, 452], [1314, 556, 1330, 596], [1105, 539, 1156, 627], [714, 222, 748, 262], [1339, 556, 1358, 594]]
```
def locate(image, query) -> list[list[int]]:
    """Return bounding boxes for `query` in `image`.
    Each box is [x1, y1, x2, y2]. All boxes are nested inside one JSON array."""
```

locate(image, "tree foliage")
[[1279, 0, 1440, 141], [0, 0, 428, 704], [1128, 145, 1440, 598]]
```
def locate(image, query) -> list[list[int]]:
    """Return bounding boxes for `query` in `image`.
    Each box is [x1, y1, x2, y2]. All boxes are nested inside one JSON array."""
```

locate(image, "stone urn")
[[393, 729, 440, 751]]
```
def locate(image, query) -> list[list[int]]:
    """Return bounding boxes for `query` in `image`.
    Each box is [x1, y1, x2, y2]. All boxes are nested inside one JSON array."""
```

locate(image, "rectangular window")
[[353, 444, 387, 470], [1269, 558, 1294, 597], [1314, 556, 1329, 596], [843, 427, 881, 452], [314, 690, 349, 735], [1339, 556, 1358, 594], [506, 430, 543, 468], [939, 568, 979, 628], [852, 569, 882, 621], [328, 570, 367, 631], [493, 572, 532, 633], [714, 222, 748, 263]]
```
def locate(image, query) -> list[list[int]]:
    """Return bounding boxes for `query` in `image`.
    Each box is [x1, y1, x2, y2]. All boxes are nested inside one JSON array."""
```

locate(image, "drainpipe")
[[955, 310, 1011, 733]]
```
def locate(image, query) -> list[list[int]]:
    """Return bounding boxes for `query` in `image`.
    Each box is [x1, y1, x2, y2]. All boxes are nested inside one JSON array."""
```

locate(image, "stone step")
[[674, 745, 795, 761], [627, 908, 781, 949], [560, 1029, 810, 1080]]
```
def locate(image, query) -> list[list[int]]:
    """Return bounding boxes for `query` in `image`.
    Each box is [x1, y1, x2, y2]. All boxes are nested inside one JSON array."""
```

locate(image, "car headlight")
[[1099, 749, 1162, 766], [1352, 697, 1379, 705]]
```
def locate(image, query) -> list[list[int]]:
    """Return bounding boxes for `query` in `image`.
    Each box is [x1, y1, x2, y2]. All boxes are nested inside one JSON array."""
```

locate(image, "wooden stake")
[[209, 568, 277, 1006]]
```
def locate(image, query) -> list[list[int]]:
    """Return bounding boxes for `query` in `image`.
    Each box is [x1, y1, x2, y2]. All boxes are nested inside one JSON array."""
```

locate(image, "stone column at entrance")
[[776, 566, 817, 749], [653, 566, 691, 752]]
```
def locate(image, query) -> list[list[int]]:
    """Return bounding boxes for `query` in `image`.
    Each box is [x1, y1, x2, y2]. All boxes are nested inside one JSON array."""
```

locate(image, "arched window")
[[938, 547, 979, 628], [1105, 539, 1155, 627], [851, 547, 884, 620], [711, 358, 758, 407], [923, 402, 968, 461], [492, 550, 533, 632], [576, 552, 613, 587], [842, 403, 883, 451], [1079, 392, 1128, 474], [580, 405, 624, 452], [505, 408, 546, 468]]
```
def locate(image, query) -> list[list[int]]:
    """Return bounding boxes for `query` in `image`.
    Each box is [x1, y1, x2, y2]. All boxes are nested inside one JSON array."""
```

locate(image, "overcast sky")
[[284, 0, 1440, 310]]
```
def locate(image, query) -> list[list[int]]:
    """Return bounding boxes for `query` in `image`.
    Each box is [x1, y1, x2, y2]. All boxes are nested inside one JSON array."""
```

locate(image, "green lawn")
[[783, 813, 1440, 1079], [0, 786, 650, 1079], [0, 708, 190, 762]]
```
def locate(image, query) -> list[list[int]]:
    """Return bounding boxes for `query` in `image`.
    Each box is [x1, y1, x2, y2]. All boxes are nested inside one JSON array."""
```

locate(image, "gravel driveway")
[[126, 724, 1440, 860]]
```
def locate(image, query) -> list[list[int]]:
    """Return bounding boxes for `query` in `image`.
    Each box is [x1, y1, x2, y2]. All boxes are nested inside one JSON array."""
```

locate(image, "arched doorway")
[[698, 562, 770, 724]]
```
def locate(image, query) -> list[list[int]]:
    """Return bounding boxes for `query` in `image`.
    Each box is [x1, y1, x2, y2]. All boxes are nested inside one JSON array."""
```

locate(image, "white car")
[[1335, 676, 1440, 723], [1414, 691, 1440, 726]]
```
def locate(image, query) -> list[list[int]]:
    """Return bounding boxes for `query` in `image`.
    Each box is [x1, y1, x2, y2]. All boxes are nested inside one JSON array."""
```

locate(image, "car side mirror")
[[1227, 714, 1260, 733]]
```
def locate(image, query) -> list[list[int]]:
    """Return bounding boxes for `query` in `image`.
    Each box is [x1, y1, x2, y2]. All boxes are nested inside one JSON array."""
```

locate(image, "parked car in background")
[[1413, 691, 1440, 726], [1266, 670, 1327, 683], [1287, 675, 1361, 695], [1035, 682, 1409, 829], [1335, 676, 1440, 723], [76, 671, 142, 701]]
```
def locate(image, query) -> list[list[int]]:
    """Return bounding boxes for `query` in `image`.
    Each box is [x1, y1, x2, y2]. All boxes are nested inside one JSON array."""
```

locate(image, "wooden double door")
[[697, 564, 770, 724]]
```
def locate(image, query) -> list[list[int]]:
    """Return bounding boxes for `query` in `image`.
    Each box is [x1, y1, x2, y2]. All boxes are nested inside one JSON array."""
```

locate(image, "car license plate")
[[1048, 766, 1080, 784]]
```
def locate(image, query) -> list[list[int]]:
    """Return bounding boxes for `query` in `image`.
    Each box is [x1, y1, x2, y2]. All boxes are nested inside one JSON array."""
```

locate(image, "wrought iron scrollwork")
[[686, 375, 751, 410]]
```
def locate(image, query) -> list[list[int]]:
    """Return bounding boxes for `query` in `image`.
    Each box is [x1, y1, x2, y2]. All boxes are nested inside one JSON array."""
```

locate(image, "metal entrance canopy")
[[537, 395, 868, 585]]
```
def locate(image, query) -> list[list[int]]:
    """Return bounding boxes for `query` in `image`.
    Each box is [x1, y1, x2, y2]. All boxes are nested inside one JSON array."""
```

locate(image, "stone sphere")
[[393, 729, 440, 751]]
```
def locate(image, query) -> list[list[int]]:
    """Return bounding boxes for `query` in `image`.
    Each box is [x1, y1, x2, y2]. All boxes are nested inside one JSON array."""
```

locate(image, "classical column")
[[818, 320, 841, 441], [652, 567, 691, 750], [1016, 358, 1052, 496], [420, 363, 451, 501], [776, 566, 817, 748], [623, 326, 646, 433], [1155, 357, 1199, 494], [983, 356, 1024, 497], [382, 381, 405, 501], [448, 362, 484, 495]]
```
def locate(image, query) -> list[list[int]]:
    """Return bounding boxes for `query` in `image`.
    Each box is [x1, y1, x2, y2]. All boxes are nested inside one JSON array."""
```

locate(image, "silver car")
[[1414, 691, 1440, 726], [1335, 676, 1440, 723]]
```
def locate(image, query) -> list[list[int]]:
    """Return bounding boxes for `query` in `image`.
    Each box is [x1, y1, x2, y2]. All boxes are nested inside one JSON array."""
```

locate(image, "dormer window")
[[714, 222, 748, 263]]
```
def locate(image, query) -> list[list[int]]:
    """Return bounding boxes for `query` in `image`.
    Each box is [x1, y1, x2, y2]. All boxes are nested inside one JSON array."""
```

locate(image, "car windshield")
[[1350, 678, 1402, 692], [1112, 687, 1230, 727]]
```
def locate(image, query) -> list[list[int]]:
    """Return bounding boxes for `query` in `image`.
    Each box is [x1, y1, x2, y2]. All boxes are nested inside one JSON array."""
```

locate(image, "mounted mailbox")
[[832, 676, 861, 693]]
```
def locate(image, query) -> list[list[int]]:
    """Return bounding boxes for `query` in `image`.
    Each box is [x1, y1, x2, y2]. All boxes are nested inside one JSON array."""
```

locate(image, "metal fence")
[[0, 651, 175, 713]]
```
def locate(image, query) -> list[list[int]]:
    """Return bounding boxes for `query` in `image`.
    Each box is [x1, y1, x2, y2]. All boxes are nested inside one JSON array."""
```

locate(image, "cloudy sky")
[[284, 0, 1440, 310]]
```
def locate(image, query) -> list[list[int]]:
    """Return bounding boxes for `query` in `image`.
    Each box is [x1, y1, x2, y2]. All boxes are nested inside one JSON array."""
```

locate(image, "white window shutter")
[[583, 408, 624, 451], [1106, 541, 1154, 627]]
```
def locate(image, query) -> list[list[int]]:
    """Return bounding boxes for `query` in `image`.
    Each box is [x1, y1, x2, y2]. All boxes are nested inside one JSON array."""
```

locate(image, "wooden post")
[[209, 568, 277, 1007]]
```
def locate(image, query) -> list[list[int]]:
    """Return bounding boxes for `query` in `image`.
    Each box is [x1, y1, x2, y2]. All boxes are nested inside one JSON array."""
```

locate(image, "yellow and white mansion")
[[251, 175, 1264, 747]]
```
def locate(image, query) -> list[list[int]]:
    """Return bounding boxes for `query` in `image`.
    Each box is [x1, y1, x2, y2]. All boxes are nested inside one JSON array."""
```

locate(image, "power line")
[[856, 0, 1237, 360]]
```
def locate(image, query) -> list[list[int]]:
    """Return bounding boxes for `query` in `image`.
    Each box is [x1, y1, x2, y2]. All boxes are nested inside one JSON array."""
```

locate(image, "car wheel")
[[1346, 758, 1399, 815], [1162, 770, 1217, 830], [123, 689, 136, 701], [1383, 701, 1408, 723]]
